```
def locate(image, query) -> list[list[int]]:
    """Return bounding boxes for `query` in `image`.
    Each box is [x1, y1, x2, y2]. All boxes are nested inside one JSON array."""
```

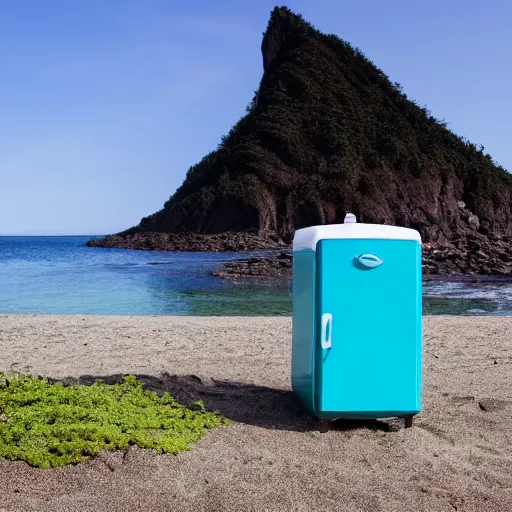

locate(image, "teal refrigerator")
[[291, 214, 422, 431]]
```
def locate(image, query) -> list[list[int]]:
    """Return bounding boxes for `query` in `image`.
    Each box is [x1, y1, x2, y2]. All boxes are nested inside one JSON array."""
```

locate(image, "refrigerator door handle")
[[357, 253, 383, 269], [321, 313, 333, 349]]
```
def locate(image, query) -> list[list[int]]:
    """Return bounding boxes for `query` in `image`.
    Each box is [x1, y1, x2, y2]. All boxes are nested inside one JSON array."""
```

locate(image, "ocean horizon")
[[1, 236, 511, 316]]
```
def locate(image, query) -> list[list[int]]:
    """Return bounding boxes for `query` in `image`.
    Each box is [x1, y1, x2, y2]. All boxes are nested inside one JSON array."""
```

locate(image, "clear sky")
[[1, 0, 510, 235]]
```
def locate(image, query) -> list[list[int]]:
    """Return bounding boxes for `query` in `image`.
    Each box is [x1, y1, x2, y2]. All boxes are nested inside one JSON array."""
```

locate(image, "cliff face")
[[94, 6, 512, 257]]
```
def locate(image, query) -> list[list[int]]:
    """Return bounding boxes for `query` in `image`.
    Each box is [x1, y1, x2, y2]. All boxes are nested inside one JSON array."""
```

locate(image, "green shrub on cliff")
[[0, 373, 229, 468]]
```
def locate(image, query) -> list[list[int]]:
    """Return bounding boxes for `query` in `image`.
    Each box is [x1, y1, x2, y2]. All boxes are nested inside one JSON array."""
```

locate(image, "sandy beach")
[[0, 315, 511, 512]]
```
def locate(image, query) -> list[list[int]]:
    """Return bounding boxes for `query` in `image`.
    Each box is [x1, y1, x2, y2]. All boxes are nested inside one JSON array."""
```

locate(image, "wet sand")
[[0, 315, 511, 511]]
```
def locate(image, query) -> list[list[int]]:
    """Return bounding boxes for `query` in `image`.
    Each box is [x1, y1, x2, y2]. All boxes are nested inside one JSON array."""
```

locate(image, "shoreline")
[[86, 231, 512, 277]]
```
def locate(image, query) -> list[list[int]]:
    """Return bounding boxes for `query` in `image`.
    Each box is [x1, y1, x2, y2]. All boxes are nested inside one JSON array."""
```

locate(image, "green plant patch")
[[0, 374, 230, 468]]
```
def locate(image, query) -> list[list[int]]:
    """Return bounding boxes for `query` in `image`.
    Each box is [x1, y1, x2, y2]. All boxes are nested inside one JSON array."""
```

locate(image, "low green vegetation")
[[0, 373, 229, 468]]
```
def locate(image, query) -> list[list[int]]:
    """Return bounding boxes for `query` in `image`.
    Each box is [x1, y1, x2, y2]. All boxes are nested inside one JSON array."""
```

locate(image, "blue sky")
[[1, 0, 510, 235]]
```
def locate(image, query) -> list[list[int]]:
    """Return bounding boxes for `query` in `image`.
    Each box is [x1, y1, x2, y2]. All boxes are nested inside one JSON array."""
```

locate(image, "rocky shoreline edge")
[[86, 231, 286, 253], [86, 231, 512, 278]]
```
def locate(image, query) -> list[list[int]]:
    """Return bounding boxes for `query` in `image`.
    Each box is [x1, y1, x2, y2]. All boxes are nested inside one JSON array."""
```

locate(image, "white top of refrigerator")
[[293, 214, 422, 252]]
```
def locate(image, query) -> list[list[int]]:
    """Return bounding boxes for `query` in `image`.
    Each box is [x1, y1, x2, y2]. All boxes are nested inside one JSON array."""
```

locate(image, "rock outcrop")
[[211, 252, 292, 279], [88, 6, 512, 276]]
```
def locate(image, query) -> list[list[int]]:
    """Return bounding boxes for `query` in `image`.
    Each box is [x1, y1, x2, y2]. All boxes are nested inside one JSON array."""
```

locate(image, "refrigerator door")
[[316, 238, 421, 418]]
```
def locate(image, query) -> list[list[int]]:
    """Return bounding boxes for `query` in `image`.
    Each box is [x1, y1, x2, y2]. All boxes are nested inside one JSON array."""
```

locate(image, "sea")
[[0, 236, 511, 316]]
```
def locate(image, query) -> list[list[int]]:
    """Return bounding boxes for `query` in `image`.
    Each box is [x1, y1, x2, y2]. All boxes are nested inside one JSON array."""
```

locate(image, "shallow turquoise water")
[[0, 236, 290, 316], [0, 236, 511, 316]]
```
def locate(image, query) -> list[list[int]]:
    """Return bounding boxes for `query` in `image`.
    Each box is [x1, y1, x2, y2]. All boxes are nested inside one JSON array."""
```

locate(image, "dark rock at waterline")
[[87, 228, 512, 279], [421, 235, 512, 276], [86, 232, 286, 252], [211, 252, 292, 279], [211, 236, 512, 280], [210, 205, 512, 279]]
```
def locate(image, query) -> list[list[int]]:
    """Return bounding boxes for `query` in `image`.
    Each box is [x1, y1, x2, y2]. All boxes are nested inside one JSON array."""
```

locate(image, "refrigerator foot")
[[403, 415, 414, 429], [320, 419, 330, 433]]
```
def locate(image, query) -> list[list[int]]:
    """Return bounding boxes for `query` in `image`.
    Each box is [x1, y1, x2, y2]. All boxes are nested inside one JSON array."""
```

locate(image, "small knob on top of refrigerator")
[[344, 213, 357, 224]]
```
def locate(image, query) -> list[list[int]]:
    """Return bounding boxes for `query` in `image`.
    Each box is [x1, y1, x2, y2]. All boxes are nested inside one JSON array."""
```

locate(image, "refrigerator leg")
[[403, 415, 414, 429], [320, 419, 330, 433]]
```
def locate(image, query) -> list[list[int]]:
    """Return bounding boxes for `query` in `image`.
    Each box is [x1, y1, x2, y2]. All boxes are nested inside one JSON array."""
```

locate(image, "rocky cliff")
[[87, 6, 512, 274]]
